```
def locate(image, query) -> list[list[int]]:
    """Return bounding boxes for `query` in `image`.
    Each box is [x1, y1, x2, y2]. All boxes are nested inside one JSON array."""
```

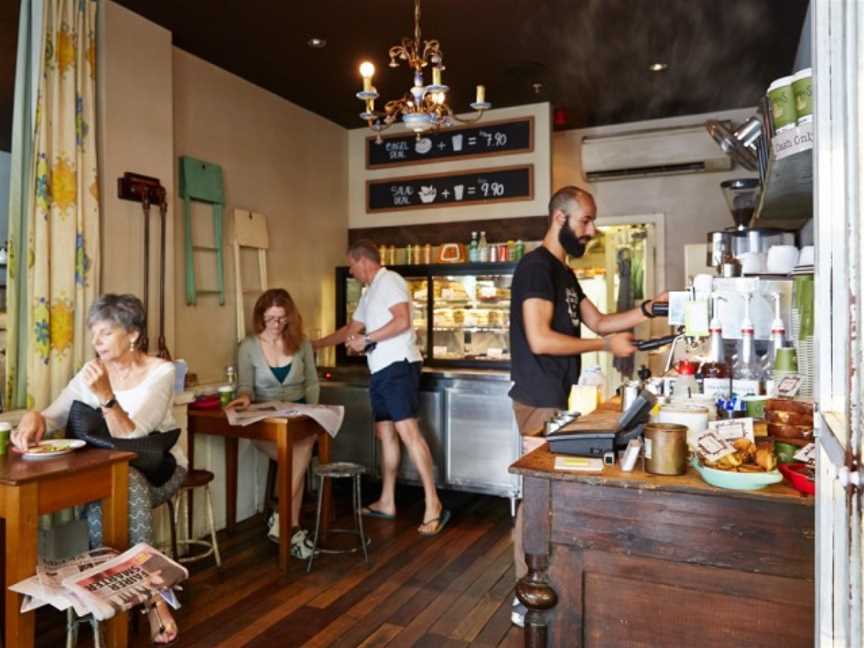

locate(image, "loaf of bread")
[[764, 399, 814, 415], [767, 422, 814, 439], [765, 410, 814, 426]]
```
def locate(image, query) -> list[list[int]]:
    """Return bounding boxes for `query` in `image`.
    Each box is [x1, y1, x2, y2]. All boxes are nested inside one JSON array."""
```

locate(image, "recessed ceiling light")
[[649, 62, 668, 72], [307, 37, 327, 48]]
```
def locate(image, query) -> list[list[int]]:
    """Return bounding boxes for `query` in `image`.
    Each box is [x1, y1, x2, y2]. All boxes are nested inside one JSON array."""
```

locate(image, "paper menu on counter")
[[553, 456, 604, 473], [793, 442, 816, 466], [695, 431, 737, 463], [708, 418, 755, 443]]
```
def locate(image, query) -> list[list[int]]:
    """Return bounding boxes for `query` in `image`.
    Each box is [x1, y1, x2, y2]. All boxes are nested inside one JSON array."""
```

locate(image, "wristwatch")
[[640, 299, 654, 318], [100, 395, 117, 409]]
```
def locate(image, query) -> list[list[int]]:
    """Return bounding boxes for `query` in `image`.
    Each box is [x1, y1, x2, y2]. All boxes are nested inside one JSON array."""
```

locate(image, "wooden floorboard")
[[34, 483, 523, 648]]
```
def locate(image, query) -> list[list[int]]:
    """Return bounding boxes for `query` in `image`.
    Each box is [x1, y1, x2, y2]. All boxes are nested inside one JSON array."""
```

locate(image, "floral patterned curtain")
[[6, 0, 99, 410]]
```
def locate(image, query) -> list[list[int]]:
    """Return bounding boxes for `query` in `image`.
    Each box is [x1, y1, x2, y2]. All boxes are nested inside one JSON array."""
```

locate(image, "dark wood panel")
[[348, 215, 548, 247], [550, 480, 814, 579], [580, 554, 813, 647]]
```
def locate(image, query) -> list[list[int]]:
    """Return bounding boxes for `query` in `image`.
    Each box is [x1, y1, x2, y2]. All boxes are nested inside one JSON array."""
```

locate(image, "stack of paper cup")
[[767, 76, 798, 134], [791, 68, 812, 125]]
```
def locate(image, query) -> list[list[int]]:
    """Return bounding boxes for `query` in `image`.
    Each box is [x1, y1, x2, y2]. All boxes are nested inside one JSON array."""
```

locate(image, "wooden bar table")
[[510, 402, 814, 648], [186, 410, 332, 571], [0, 447, 134, 648]]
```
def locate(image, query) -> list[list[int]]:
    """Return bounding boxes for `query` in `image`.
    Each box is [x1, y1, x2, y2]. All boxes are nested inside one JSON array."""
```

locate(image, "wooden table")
[[0, 448, 134, 648], [187, 410, 332, 571], [510, 403, 814, 648]]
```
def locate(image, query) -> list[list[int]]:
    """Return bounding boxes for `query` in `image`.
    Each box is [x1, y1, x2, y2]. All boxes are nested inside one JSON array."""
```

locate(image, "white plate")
[[22, 439, 86, 460]]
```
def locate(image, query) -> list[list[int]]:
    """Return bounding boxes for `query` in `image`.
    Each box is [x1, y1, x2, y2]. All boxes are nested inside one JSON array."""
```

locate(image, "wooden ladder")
[[232, 209, 270, 342]]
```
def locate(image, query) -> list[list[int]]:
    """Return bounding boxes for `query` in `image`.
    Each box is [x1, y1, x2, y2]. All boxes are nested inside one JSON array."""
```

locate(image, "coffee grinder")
[[706, 178, 796, 272]]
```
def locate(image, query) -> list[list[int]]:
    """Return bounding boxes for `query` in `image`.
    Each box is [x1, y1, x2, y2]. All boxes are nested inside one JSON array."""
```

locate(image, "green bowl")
[[692, 456, 783, 490], [774, 442, 799, 464]]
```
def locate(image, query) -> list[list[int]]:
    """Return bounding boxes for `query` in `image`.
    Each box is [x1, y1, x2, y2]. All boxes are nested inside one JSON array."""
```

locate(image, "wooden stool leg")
[[205, 485, 222, 567]]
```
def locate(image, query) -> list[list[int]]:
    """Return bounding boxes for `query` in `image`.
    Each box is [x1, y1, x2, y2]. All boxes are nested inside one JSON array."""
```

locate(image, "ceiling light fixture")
[[307, 37, 327, 48], [356, 0, 491, 138], [649, 62, 669, 72]]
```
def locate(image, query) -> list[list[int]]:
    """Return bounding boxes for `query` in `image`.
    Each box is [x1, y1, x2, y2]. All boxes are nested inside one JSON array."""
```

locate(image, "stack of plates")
[[791, 265, 814, 276]]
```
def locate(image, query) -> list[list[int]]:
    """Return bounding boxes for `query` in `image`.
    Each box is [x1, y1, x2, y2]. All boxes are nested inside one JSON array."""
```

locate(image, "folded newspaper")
[[10, 543, 188, 621], [225, 401, 344, 438]]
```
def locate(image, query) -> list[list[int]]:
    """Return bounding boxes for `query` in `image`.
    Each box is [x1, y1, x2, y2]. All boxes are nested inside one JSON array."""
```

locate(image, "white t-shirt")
[[353, 267, 422, 374], [42, 361, 186, 468]]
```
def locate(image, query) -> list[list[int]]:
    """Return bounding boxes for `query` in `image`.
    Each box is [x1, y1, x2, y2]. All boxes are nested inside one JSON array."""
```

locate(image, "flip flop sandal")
[[361, 506, 396, 520], [418, 509, 451, 537]]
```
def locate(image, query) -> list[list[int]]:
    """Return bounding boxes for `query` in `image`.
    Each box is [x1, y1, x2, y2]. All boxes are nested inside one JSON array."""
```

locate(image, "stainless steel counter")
[[318, 365, 519, 500]]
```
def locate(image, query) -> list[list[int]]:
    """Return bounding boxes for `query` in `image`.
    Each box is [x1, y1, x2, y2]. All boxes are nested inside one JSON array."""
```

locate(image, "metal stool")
[[306, 462, 369, 572], [66, 608, 104, 648], [171, 469, 222, 567]]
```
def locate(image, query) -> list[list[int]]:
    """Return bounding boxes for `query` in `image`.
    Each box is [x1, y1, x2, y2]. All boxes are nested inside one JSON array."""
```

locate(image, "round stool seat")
[[314, 462, 365, 479], [182, 468, 215, 489]]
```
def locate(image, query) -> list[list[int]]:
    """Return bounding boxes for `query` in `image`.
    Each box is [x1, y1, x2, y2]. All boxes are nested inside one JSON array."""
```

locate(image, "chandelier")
[[356, 0, 491, 137]]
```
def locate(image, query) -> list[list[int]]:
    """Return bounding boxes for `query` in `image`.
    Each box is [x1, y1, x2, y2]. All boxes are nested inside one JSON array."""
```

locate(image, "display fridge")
[[334, 262, 518, 370]]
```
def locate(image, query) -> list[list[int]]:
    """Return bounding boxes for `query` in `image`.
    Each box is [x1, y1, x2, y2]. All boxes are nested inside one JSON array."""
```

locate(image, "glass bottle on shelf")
[[478, 231, 489, 262], [468, 232, 478, 262], [732, 292, 764, 396], [700, 295, 731, 398]]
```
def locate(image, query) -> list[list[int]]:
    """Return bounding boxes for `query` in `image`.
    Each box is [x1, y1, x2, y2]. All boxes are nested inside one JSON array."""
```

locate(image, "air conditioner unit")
[[581, 125, 734, 182]]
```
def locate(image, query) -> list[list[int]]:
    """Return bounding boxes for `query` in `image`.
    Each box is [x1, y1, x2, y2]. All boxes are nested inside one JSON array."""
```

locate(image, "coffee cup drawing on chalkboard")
[[415, 138, 432, 154], [419, 186, 437, 203], [453, 185, 465, 201]]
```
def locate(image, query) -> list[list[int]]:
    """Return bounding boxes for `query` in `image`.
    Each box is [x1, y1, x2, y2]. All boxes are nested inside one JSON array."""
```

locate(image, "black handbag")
[[66, 400, 180, 486]]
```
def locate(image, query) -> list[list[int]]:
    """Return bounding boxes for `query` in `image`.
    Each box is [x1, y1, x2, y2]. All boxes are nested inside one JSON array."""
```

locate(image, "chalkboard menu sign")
[[366, 117, 534, 169], [366, 165, 533, 213]]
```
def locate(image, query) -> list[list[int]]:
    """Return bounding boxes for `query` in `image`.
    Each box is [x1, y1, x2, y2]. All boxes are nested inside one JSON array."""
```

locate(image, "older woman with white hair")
[[12, 293, 183, 645]]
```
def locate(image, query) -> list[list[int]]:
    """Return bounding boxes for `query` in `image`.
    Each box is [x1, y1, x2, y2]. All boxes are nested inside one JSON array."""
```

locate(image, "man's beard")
[[559, 220, 590, 258]]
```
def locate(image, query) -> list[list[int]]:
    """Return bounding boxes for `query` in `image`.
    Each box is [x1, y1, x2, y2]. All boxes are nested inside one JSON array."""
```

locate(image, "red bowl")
[[779, 462, 815, 496], [189, 395, 221, 410]]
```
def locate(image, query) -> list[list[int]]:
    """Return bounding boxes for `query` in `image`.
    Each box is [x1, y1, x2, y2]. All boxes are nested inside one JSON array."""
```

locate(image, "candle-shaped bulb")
[[359, 61, 375, 92], [432, 66, 442, 86], [476, 84, 485, 104], [432, 91, 445, 105]]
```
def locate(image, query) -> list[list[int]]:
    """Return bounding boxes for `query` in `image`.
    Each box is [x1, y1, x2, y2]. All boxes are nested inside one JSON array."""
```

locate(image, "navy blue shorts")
[[369, 360, 422, 423]]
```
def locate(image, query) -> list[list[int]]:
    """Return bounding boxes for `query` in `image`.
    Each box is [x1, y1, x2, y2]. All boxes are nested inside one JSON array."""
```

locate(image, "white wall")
[[552, 107, 758, 290], [97, 1, 176, 352], [0, 151, 9, 245]]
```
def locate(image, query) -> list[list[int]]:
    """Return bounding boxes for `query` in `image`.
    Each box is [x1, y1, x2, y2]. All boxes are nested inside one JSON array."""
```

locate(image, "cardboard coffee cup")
[[767, 76, 797, 133], [792, 68, 812, 125], [0, 422, 11, 455]]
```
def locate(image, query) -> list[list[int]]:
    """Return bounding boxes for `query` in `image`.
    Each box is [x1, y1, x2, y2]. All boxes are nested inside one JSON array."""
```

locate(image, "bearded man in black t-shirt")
[[508, 185, 668, 627]]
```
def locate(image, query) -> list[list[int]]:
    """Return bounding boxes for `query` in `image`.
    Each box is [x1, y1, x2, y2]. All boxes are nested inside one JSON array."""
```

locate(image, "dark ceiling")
[[1, 0, 808, 152]]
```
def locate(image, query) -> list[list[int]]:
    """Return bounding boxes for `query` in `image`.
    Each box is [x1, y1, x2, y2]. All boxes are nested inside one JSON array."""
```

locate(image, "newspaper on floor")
[[10, 547, 119, 615], [225, 401, 344, 438], [62, 543, 188, 621]]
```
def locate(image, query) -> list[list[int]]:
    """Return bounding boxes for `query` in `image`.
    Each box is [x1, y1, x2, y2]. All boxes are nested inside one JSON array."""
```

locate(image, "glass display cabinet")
[[334, 262, 517, 369]]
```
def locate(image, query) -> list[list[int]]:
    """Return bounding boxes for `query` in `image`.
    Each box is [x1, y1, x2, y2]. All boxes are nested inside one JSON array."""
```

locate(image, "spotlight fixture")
[[307, 37, 327, 48], [649, 62, 669, 72]]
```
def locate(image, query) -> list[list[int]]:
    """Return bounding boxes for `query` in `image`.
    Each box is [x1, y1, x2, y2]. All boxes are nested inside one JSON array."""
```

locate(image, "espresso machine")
[[706, 178, 796, 272]]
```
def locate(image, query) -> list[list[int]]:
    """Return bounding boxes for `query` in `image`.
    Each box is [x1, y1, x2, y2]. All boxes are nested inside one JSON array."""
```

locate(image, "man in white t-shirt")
[[314, 240, 449, 536]]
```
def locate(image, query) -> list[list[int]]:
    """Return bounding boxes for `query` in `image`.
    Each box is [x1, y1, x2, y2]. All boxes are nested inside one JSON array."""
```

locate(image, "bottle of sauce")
[[732, 292, 764, 396], [700, 295, 731, 398], [468, 232, 479, 262]]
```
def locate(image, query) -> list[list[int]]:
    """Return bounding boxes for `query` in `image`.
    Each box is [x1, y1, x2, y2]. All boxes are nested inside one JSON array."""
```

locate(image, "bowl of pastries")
[[692, 438, 782, 490]]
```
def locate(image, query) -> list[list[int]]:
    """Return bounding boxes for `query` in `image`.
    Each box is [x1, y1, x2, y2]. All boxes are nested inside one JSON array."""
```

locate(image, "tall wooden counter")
[[509, 404, 814, 648]]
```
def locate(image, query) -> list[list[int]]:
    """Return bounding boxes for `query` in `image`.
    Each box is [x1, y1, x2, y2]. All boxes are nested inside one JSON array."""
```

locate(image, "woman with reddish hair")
[[226, 289, 319, 558]]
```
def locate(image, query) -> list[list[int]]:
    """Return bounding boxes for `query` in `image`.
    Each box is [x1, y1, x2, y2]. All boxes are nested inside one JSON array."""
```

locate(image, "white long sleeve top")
[[42, 360, 186, 468]]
